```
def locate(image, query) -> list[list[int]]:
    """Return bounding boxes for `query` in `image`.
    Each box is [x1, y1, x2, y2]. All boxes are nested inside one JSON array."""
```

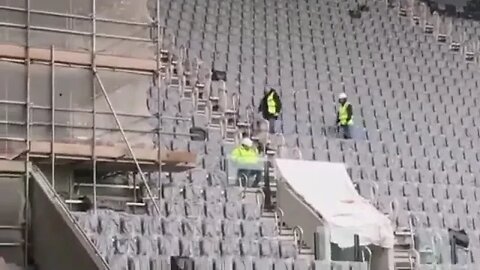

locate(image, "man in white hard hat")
[[231, 138, 262, 187], [336, 93, 353, 139]]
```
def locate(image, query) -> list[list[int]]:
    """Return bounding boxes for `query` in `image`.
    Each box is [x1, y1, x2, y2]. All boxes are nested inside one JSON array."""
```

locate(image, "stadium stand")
[[152, 0, 480, 268], [2, 0, 480, 268]]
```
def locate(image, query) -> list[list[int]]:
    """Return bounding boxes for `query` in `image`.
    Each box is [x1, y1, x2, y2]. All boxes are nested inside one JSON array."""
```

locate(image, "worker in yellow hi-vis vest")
[[258, 88, 282, 134], [336, 93, 353, 139], [231, 138, 262, 187]]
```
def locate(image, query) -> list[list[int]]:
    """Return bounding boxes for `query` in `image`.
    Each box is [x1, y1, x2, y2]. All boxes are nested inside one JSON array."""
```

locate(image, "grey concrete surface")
[[0, 62, 155, 146], [0, 175, 24, 266], [0, 0, 154, 57], [31, 165, 108, 270]]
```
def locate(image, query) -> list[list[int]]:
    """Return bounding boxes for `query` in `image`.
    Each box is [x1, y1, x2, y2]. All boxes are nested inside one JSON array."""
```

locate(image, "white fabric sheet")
[[275, 159, 394, 248]]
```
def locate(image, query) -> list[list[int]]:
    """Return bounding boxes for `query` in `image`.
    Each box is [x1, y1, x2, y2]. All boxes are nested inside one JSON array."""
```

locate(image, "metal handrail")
[[238, 173, 247, 194], [203, 69, 212, 99], [191, 85, 199, 107], [245, 105, 254, 137], [408, 214, 416, 243], [362, 246, 373, 270], [432, 232, 442, 265], [231, 93, 239, 112], [275, 208, 285, 235], [234, 130, 242, 145], [255, 189, 265, 214], [220, 82, 228, 111], [409, 249, 420, 270], [408, 214, 417, 269], [293, 225, 304, 251], [433, 11, 441, 37], [219, 117, 226, 139], [408, 252, 414, 270], [206, 100, 213, 123], [259, 119, 270, 153]]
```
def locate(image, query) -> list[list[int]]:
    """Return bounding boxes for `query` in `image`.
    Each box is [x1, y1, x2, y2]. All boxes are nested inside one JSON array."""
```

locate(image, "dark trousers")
[[238, 169, 262, 187], [268, 118, 277, 134], [339, 124, 352, 139]]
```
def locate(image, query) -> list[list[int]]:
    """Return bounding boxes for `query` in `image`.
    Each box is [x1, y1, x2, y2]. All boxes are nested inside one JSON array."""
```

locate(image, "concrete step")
[[394, 249, 416, 270], [258, 208, 314, 261]]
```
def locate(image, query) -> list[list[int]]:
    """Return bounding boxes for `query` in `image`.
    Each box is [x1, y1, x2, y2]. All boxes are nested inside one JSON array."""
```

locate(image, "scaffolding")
[[0, 0, 194, 266]]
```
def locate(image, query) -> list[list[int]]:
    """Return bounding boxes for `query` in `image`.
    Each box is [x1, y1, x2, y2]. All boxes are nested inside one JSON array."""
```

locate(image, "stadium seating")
[[152, 0, 480, 268], [71, 170, 365, 269]]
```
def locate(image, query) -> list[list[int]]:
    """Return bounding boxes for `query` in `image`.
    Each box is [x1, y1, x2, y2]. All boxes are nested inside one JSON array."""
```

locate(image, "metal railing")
[[293, 225, 305, 252], [275, 207, 285, 235], [361, 246, 373, 270]]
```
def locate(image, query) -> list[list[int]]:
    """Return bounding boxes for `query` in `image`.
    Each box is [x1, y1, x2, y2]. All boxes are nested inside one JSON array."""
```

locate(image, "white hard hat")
[[241, 138, 253, 147], [339, 93, 347, 99]]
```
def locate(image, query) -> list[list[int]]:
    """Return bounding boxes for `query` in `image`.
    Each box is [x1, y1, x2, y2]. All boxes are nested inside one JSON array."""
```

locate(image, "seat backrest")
[[312, 261, 330, 270]]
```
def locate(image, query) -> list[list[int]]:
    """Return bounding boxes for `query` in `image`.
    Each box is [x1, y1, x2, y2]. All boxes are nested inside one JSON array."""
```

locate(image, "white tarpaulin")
[[275, 159, 394, 248]]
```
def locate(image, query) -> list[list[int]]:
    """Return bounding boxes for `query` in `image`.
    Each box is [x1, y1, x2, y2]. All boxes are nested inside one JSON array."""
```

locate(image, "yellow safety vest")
[[231, 146, 259, 164], [267, 92, 278, 116], [338, 102, 353, 126]]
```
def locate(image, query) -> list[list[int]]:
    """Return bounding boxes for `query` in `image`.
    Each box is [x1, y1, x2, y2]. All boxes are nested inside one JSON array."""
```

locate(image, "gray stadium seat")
[[107, 254, 129, 270], [150, 256, 171, 270], [57, 0, 480, 267]]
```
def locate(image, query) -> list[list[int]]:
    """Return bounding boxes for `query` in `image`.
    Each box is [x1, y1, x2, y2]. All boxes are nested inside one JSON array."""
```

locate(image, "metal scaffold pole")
[[24, 0, 31, 266], [50, 45, 55, 190], [94, 73, 161, 215], [91, 0, 98, 215], [155, 0, 163, 200]]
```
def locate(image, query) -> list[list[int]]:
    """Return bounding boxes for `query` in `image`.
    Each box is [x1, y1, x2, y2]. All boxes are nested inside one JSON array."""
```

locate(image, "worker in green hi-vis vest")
[[231, 138, 262, 187], [258, 88, 282, 134], [336, 92, 353, 139]]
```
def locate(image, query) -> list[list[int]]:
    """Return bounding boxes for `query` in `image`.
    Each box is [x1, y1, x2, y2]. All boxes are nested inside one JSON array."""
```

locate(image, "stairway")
[[243, 189, 315, 261], [394, 229, 417, 270]]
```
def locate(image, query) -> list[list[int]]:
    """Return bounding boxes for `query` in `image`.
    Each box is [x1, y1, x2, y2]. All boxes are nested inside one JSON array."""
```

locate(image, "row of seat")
[[160, 184, 244, 202], [417, 264, 480, 270], [74, 211, 276, 238], [393, 209, 475, 231], [88, 232, 297, 259], [414, 228, 475, 264], [75, 202, 262, 231], [158, 0, 480, 260], [105, 254, 368, 270], [359, 181, 480, 200]]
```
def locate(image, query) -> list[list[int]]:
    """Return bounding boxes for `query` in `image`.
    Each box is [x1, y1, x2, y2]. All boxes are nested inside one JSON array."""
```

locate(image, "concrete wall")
[[0, 0, 154, 57], [0, 0, 161, 155], [277, 178, 394, 270], [0, 60, 156, 153], [30, 164, 107, 270], [37, 164, 75, 197], [0, 175, 25, 266], [277, 179, 326, 250]]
